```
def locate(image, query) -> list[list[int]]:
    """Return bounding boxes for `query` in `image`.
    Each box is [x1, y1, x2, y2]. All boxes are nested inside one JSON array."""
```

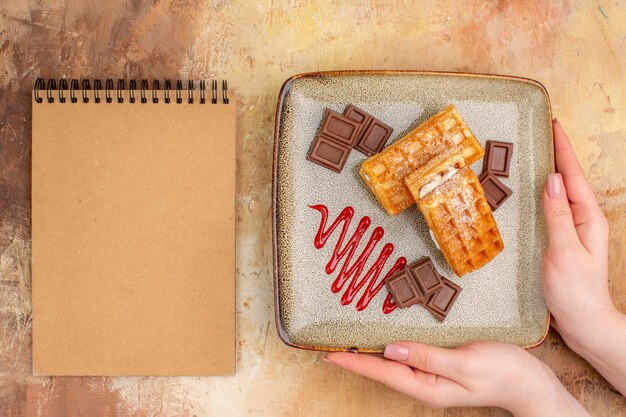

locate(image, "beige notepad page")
[[32, 96, 236, 376]]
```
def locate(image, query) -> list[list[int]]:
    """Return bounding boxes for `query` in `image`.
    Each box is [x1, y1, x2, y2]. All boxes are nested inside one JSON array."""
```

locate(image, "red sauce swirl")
[[309, 204, 406, 314]]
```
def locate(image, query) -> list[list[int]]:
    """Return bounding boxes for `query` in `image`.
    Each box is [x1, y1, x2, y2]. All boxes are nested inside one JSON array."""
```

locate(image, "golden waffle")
[[405, 153, 466, 193], [405, 164, 504, 277], [359, 104, 484, 215]]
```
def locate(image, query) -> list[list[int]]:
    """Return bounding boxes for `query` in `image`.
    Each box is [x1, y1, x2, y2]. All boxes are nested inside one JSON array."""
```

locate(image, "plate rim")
[[272, 70, 553, 353]]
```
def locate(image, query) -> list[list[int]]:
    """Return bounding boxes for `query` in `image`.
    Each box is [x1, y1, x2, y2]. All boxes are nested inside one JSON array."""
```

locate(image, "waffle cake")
[[359, 104, 484, 215], [405, 156, 504, 277]]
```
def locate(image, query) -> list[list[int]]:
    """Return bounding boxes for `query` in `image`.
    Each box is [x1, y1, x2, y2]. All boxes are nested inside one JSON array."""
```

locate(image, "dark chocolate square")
[[483, 140, 514, 177], [306, 134, 351, 173], [344, 104, 372, 125], [407, 258, 444, 298], [320, 109, 361, 147], [354, 119, 393, 156], [343, 104, 374, 143], [424, 278, 462, 321], [385, 269, 423, 308], [479, 171, 513, 210]]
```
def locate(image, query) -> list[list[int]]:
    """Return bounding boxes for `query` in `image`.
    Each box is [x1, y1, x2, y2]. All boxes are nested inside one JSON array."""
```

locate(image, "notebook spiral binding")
[[33, 78, 230, 104]]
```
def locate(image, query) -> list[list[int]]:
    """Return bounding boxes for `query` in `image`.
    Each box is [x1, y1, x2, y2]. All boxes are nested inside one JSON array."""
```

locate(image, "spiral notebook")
[[31, 79, 236, 376]]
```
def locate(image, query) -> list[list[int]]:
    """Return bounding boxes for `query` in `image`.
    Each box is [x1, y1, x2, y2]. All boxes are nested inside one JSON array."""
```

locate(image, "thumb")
[[384, 342, 466, 380], [542, 173, 578, 248]]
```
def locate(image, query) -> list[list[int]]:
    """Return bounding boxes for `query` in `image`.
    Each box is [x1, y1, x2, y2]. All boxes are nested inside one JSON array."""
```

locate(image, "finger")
[[553, 120, 597, 207], [542, 173, 579, 248], [324, 352, 465, 403], [553, 120, 607, 252], [383, 342, 468, 380]]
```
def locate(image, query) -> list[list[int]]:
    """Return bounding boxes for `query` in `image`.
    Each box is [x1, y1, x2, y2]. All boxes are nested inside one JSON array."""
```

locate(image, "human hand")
[[325, 341, 589, 416], [542, 120, 626, 394], [541, 120, 614, 349]]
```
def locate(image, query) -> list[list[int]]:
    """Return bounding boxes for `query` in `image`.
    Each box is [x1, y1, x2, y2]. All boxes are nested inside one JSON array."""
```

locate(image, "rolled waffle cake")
[[359, 104, 484, 215], [404, 155, 504, 277]]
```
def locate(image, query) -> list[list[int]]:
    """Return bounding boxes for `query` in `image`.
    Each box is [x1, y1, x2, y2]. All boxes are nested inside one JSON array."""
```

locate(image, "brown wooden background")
[[0, 0, 624, 416]]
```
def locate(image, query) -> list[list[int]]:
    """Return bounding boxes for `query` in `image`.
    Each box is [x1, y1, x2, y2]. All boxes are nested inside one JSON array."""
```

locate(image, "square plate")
[[272, 71, 552, 352]]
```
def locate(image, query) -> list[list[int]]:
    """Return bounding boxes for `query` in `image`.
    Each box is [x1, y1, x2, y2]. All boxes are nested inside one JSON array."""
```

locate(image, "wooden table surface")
[[1, 1, 624, 416]]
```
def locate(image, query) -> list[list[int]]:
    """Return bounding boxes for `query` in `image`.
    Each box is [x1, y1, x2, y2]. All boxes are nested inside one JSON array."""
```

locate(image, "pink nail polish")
[[546, 174, 562, 198], [384, 344, 409, 361]]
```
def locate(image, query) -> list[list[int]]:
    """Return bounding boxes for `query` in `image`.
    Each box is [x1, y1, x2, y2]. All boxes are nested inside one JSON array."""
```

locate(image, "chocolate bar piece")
[[385, 269, 423, 308], [344, 104, 393, 156], [424, 278, 461, 321], [307, 134, 351, 173], [483, 140, 514, 177], [407, 258, 444, 298], [355, 119, 393, 156], [344, 104, 373, 142], [320, 109, 361, 147], [479, 171, 513, 210]]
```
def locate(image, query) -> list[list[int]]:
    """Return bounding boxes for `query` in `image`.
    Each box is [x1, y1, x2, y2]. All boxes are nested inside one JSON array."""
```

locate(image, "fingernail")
[[321, 355, 333, 365], [552, 117, 558, 123], [384, 344, 409, 361], [546, 173, 562, 198]]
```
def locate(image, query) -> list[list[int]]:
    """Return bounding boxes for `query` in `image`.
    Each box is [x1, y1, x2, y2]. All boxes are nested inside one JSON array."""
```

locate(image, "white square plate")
[[273, 71, 552, 352]]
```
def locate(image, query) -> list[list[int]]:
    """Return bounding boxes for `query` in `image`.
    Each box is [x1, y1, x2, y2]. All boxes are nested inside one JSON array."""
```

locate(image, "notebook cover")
[[31, 96, 236, 376]]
